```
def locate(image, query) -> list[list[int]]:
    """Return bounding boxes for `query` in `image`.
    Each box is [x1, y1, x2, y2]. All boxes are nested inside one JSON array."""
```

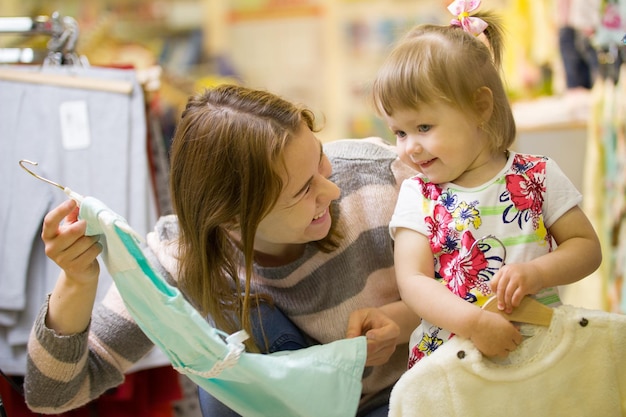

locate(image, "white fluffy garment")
[[389, 305, 626, 417]]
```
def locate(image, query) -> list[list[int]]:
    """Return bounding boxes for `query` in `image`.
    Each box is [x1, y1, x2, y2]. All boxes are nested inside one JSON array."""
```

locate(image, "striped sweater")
[[25, 138, 417, 414]]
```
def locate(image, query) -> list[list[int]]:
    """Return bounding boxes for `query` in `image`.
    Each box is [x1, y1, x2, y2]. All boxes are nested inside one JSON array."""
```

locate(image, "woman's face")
[[253, 124, 340, 264]]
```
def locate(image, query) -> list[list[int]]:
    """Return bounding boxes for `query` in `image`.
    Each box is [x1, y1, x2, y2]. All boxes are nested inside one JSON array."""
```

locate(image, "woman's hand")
[[346, 308, 400, 366], [42, 199, 102, 284], [43, 199, 102, 335]]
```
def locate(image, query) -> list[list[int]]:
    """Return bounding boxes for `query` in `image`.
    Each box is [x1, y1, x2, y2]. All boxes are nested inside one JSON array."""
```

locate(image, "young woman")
[[25, 84, 419, 416]]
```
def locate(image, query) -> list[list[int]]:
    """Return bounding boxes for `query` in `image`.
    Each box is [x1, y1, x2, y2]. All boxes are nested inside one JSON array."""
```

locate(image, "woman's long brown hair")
[[169, 84, 337, 350]]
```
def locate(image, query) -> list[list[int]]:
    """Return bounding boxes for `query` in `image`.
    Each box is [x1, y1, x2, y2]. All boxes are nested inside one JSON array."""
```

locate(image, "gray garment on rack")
[[0, 65, 159, 374]]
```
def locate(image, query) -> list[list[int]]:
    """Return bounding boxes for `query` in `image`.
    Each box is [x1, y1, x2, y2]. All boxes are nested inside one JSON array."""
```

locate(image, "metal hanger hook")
[[466, 234, 508, 265], [18, 159, 66, 190]]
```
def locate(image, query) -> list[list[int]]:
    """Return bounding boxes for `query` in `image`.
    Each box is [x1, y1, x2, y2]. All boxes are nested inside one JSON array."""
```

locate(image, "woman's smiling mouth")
[[313, 208, 327, 221]]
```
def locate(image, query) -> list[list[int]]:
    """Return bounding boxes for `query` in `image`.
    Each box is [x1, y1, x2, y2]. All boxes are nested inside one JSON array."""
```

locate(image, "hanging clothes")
[[0, 64, 163, 374], [616, 65, 626, 312], [583, 56, 626, 312], [78, 195, 367, 417]]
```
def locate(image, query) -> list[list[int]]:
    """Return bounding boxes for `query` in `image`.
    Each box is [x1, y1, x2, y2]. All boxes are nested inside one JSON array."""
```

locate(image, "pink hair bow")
[[448, 0, 488, 36]]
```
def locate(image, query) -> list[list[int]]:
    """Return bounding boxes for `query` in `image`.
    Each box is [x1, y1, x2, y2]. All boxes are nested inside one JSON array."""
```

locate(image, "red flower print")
[[506, 163, 545, 215], [427, 204, 453, 253], [415, 177, 442, 200], [439, 233, 489, 298], [408, 345, 425, 369]]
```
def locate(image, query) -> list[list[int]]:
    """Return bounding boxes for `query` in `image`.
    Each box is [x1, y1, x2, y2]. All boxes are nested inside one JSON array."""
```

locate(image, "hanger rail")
[[0, 68, 134, 94], [482, 295, 553, 327], [0, 12, 84, 65]]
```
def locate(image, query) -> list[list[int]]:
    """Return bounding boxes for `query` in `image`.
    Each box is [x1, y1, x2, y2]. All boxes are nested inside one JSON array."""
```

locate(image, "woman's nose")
[[320, 176, 341, 202]]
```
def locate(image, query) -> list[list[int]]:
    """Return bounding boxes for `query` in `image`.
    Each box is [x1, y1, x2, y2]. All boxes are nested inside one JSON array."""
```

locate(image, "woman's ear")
[[474, 86, 493, 123], [224, 219, 240, 232], [224, 221, 242, 243]]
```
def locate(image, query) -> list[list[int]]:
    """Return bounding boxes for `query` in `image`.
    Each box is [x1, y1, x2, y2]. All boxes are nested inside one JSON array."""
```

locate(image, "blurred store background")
[[1, 0, 625, 415]]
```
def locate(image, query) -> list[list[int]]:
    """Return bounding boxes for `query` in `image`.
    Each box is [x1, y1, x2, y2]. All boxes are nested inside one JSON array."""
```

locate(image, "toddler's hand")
[[470, 310, 522, 357], [490, 263, 542, 313]]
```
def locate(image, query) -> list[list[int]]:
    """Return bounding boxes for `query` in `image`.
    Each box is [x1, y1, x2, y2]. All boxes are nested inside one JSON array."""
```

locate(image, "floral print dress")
[[389, 152, 582, 369]]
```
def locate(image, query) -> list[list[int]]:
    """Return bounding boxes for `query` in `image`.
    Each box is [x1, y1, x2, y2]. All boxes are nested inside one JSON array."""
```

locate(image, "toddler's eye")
[[418, 125, 431, 133], [394, 130, 407, 139]]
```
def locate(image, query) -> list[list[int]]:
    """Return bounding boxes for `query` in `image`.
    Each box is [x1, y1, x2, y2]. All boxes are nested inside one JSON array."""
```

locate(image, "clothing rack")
[[0, 11, 85, 66], [0, 12, 137, 94]]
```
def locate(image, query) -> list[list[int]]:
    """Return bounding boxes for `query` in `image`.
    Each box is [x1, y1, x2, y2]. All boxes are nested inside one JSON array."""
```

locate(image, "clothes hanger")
[[467, 235, 554, 327], [19, 159, 83, 204], [482, 295, 553, 327]]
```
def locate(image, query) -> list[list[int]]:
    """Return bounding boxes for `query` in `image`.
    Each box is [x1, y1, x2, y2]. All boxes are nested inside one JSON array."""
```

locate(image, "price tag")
[[59, 100, 91, 150]]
